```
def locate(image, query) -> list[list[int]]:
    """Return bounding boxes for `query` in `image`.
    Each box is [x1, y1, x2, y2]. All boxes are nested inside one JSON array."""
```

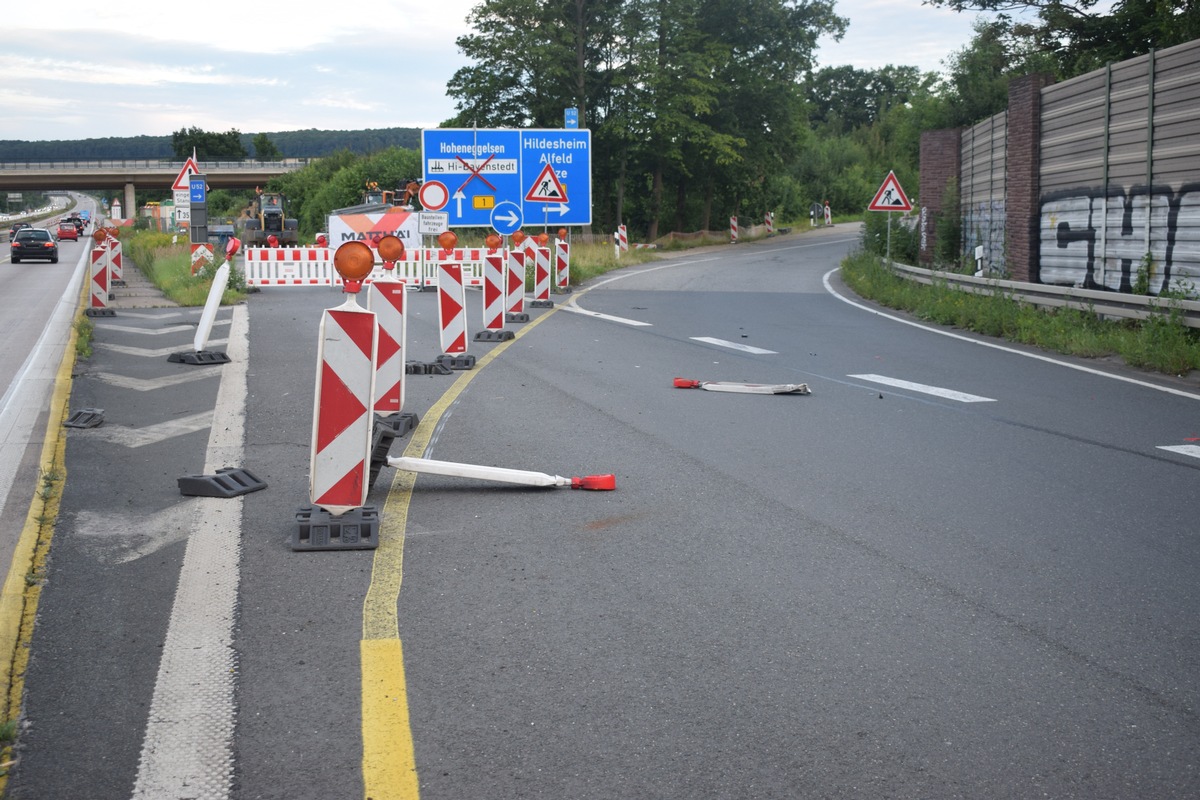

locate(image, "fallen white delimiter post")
[[387, 456, 616, 490], [673, 378, 811, 395]]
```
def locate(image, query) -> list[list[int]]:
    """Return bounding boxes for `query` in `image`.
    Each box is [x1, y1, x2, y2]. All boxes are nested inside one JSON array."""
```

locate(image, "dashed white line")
[[848, 373, 997, 403], [557, 304, 652, 326], [690, 337, 777, 355], [1156, 444, 1200, 460]]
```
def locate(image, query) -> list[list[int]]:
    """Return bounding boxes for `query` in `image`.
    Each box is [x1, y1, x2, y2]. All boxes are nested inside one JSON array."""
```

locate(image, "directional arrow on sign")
[[495, 209, 519, 227]]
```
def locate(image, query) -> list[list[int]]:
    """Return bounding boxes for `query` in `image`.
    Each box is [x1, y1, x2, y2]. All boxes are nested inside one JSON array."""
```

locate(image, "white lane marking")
[[690, 337, 778, 355], [557, 304, 652, 326], [849, 373, 997, 403], [83, 411, 212, 448], [93, 370, 218, 391], [132, 303, 249, 800], [1157, 445, 1200, 459], [823, 268, 1200, 403], [96, 339, 228, 358], [92, 319, 229, 336]]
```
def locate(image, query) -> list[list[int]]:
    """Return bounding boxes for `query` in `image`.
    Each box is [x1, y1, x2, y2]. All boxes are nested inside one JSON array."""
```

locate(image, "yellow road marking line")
[[360, 307, 557, 800]]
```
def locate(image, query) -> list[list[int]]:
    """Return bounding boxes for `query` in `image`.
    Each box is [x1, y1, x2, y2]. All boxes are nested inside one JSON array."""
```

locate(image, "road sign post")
[[868, 171, 914, 267]]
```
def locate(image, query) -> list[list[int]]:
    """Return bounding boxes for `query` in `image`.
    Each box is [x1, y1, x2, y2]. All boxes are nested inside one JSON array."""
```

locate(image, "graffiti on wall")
[[963, 200, 1006, 270], [1040, 185, 1200, 294]]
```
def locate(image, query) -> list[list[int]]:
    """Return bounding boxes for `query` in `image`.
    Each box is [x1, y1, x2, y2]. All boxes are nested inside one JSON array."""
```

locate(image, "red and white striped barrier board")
[[190, 243, 214, 276], [482, 253, 505, 330], [437, 262, 468, 354], [765, 211, 774, 235], [730, 216, 739, 243], [368, 279, 408, 415], [424, 248, 488, 287], [109, 239, 123, 282], [90, 247, 109, 309], [554, 241, 570, 290], [245, 247, 332, 286], [532, 246, 551, 302], [506, 249, 526, 314], [309, 301, 377, 515], [616, 224, 629, 253]]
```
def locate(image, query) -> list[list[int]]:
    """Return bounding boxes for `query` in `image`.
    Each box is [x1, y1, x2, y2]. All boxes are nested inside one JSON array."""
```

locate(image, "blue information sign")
[[423, 129, 591, 228], [189, 176, 206, 204], [490, 201, 523, 235]]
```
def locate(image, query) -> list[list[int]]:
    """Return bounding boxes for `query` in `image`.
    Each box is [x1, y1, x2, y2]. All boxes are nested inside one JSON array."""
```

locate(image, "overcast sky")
[[1, 1, 995, 144]]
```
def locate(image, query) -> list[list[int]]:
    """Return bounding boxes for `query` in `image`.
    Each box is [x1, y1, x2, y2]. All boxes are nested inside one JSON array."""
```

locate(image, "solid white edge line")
[[822, 268, 1200, 403], [690, 336, 778, 355], [131, 303, 248, 800]]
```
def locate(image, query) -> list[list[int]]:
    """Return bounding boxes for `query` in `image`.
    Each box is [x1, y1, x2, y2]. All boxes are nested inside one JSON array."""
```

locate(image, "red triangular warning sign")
[[172, 157, 201, 191], [525, 165, 568, 203], [868, 171, 912, 212]]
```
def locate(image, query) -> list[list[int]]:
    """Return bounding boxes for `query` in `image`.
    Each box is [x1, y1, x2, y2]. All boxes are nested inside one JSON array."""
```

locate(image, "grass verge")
[[839, 249, 1200, 377]]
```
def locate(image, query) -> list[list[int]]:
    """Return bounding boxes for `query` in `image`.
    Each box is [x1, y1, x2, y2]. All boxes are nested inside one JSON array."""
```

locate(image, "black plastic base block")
[[178, 467, 268, 498], [474, 329, 515, 342], [84, 307, 116, 317], [553, 286, 573, 294], [436, 353, 477, 370], [292, 505, 380, 551], [529, 299, 555, 308], [369, 412, 420, 487], [64, 408, 104, 428], [406, 360, 453, 375], [168, 350, 232, 365], [112, 279, 127, 287], [505, 312, 530, 323]]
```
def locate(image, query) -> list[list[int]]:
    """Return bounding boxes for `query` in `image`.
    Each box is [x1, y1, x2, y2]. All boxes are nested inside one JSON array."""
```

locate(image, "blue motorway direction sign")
[[189, 176, 207, 204], [422, 129, 591, 228]]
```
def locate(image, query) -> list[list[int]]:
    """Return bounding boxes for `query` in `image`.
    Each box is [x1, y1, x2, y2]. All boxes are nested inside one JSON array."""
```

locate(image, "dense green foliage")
[[0, 128, 420, 162]]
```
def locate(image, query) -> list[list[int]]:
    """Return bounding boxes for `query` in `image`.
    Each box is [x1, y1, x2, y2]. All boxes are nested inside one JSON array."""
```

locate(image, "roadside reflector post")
[[730, 216, 738, 243], [293, 240, 381, 551], [169, 238, 241, 365], [388, 456, 615, 491]]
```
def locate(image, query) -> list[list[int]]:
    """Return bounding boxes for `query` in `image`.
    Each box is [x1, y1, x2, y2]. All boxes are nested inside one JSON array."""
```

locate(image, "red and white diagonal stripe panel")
[[109, 240, 123, 281], [368, 280, 407, 414], [532, 246, 551, 301], [309, 305, 377, 515], [482, 253, 505, 330], [506, 249, 526, 314], [90, 247, 109, 308], [437, 262, 468, 354], [554, 241, 569, 290]]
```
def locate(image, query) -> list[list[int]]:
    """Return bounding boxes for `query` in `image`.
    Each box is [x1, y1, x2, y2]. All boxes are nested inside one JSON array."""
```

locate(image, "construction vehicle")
[[244, 188, 299, 247]]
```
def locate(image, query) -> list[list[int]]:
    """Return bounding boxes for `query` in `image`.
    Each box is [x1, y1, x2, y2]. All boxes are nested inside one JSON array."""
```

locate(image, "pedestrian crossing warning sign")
[[868, 171, 912, 212], [525, 165, 568, 203]]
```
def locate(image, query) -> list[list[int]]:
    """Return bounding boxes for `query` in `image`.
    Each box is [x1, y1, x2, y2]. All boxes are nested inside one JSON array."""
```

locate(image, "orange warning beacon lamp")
[[333, 240, 375, 293], [376, 234, 405, 270], [437, 230, 458, 251]]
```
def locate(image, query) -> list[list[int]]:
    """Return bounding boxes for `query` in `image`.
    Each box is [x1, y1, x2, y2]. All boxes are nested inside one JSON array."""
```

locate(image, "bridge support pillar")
[[124, 183, 136, 223]]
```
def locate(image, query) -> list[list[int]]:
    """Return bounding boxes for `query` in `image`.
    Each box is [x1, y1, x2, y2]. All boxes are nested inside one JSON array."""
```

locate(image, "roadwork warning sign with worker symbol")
[[868, 170, 913, 212]]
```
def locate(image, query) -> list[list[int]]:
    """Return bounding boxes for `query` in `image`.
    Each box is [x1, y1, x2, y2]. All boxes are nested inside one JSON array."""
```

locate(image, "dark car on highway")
[[7, 222, 30, 243], [10, 228, 59, 263]]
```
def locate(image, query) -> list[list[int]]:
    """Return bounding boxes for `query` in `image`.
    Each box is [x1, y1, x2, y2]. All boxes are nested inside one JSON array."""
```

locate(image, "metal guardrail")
[[890, 261, 1200, 329], [0, 159, 314, 171]]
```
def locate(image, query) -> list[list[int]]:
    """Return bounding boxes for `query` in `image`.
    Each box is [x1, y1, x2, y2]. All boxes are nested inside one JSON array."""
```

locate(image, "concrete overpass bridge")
[[0, 159, 312, 216]]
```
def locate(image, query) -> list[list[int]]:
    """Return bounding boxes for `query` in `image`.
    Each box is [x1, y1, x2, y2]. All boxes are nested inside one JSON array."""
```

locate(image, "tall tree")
[[251, 133, 282, 161], [170, 127, 248, 160], [924, 0, 1200, 77]]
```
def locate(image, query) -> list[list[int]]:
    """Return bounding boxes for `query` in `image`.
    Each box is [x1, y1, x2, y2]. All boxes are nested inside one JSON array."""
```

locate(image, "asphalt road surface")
[[6, 223, 1200, 799]]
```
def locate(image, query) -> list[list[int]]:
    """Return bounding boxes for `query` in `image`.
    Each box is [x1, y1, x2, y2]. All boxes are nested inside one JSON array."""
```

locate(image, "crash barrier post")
[[294, 241, 380, 551]]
